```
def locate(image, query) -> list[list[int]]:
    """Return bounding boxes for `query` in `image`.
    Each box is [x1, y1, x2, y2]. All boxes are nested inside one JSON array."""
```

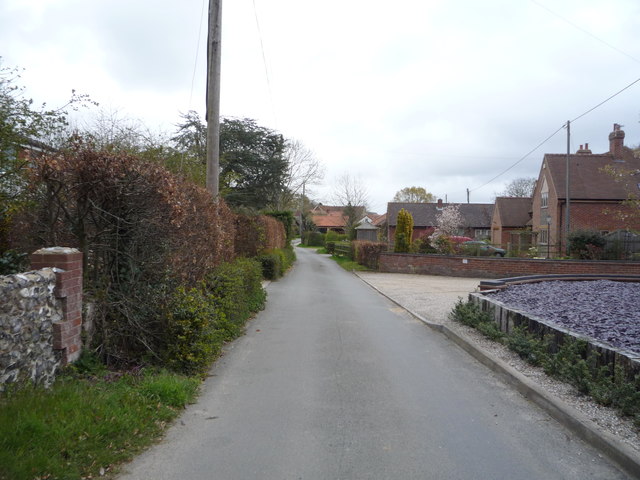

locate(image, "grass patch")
[[330, 254, 370, 271], [0, 368, 199, 480]]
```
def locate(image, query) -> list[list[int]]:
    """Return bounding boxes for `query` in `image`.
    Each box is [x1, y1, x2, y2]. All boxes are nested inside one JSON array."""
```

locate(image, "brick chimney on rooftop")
[[609, 123, 625, 159], [576, 143, 592, 154]]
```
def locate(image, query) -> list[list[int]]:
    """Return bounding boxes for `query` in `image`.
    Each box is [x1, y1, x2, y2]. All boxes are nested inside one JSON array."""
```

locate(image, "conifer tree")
[[394, 208, 413, 252]]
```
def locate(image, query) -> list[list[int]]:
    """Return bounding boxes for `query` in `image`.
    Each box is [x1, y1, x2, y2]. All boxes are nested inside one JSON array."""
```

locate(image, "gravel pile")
[[486, 280, 640, 355]]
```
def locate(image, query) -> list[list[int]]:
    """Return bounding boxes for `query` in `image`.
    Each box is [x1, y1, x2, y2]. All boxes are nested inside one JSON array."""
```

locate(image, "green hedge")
[[303, 231, 325, 247], [353, 240, 387, 269], [164, 258, 266, 375], [259, 245, 296, 280]]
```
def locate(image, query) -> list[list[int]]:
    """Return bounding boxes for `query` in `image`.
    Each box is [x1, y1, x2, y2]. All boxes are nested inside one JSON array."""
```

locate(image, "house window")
[[474, 229, 490, 239], [541, 192, 548, 208], [539, 228, 548, 244]]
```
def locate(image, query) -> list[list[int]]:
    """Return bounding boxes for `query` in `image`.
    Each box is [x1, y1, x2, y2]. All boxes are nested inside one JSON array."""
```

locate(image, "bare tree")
[[497, 177, 537, 198], [276, 139, 324, 210], [332, 173, 369, 210]]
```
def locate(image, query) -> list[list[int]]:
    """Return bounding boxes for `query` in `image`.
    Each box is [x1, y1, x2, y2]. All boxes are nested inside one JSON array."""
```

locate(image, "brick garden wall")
[[379, 252, 640, 278], [0, 247, 83, 390]]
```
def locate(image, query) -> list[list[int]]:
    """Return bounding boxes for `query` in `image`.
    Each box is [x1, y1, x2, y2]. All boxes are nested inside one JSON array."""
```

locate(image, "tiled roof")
[[494, 197, 532, 227], [387, 202, 493, 228], [312, 211, 346, 228], [544, 147, 640, 200]]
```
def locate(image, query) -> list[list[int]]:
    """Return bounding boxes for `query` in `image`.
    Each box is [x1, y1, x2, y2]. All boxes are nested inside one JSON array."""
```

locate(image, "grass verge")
[[0, 367, 199, 480], [330, 254, 370, 272]]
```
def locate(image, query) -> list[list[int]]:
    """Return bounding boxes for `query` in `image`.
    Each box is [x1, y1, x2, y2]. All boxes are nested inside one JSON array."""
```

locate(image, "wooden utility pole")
[[205, 0, 222, 197], [565, 120, 571, 256]]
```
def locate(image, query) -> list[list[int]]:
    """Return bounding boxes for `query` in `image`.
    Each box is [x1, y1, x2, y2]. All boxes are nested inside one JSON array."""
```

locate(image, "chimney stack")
[[609, 123, 625, 159], [437, 198, 443, 210], [576, 143, 592, 154]]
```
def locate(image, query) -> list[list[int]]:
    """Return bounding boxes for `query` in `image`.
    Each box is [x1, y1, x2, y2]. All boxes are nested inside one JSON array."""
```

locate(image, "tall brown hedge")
[[234, 214, 286, 257], [9, 141, 237, 365]]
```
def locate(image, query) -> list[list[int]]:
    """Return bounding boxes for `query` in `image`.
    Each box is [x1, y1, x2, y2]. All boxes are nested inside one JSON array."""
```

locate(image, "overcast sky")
[[2, 0, 639, 213]]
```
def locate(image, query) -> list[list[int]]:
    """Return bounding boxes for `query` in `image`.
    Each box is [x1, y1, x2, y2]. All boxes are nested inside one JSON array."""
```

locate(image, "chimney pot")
[[609, 124, 625, 159]]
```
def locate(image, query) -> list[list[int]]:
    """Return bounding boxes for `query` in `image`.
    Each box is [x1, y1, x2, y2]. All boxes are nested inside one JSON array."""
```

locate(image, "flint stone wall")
[[0, 269, 62, 389]]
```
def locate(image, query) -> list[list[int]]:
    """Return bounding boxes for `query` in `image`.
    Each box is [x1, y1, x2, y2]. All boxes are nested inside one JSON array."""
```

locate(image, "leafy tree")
[[220, 117, 288, 210], [394, 208, 413, 252], [392, 186, 435, 203], [497, 177, 536, 198], [169, 110, 207, 184], [0, 61, 94, 248]]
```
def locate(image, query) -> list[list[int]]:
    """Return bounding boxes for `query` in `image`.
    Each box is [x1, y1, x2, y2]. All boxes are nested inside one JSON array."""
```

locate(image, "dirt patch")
[[486, 280, 640, 355]]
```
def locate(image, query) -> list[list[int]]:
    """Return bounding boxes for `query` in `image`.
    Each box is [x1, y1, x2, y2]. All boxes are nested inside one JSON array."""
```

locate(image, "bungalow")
[[531, 124, 640, 255], [387, 200, 493, 246], [491, 197, 532, 249]]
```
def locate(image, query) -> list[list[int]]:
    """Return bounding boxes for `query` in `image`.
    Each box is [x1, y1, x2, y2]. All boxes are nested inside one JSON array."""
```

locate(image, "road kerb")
[[355, 273, 640, 479]]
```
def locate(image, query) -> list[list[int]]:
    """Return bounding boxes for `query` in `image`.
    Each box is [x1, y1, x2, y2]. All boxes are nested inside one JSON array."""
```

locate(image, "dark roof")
[[494, 197, 532, 227], [387, 202, 493, 228], [544, 147, 640, 201]]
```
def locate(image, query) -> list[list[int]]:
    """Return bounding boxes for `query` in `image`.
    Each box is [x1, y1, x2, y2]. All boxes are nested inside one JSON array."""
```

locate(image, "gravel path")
[[487, 280, 640, 355]]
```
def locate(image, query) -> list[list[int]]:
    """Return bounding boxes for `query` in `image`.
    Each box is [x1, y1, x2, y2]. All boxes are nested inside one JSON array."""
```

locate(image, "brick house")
[[491, 197, 532, 249], [310, 204, 370, 234], [532, 124, 640, 255], [387, 200, 493, 245]]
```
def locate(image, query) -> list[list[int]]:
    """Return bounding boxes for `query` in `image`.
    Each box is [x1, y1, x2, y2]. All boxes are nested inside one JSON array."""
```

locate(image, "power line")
[[469, 124, 565, 193], [470, 74, 640, 194], [252, 0, 278, 126], [570, 76, 640, 123], [188, 0, 208, 110], [530, 0, 640, 65]]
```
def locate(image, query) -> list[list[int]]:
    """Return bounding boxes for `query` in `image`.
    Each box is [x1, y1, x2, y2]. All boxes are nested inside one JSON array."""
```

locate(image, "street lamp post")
[[546, 215, 552, 259]]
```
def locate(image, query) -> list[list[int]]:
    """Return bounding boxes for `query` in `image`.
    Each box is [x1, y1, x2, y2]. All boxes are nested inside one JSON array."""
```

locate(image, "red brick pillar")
[[30, 247, 83, 365]]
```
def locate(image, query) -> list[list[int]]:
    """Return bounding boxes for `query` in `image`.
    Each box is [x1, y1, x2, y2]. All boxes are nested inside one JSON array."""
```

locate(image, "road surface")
[[118, 247, 629, 479]]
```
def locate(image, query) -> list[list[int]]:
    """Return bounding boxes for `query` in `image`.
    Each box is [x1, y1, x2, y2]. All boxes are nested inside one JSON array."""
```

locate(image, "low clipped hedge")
[[353, 240, 388, 269], [164, 257, 267, 375], [303, 231, 325, 247], [259, 245, 296, 280]]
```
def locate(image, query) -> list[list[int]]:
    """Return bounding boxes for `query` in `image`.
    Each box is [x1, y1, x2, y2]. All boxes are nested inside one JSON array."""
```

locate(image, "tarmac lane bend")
[[117, 246, 630, 480]]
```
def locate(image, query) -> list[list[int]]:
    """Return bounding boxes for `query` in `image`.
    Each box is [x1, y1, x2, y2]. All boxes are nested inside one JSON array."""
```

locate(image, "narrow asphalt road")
[[118, 247, 629, 479]]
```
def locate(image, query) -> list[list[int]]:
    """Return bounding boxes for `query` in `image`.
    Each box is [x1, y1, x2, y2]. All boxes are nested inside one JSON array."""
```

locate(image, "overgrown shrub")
[[568, 230, 606, 259], [353, 240, 387, 269], [410, 236, 437, 254], [0, 249, 28, 275], [8, 140, 236, 366], [432, 235, 455, 254]]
